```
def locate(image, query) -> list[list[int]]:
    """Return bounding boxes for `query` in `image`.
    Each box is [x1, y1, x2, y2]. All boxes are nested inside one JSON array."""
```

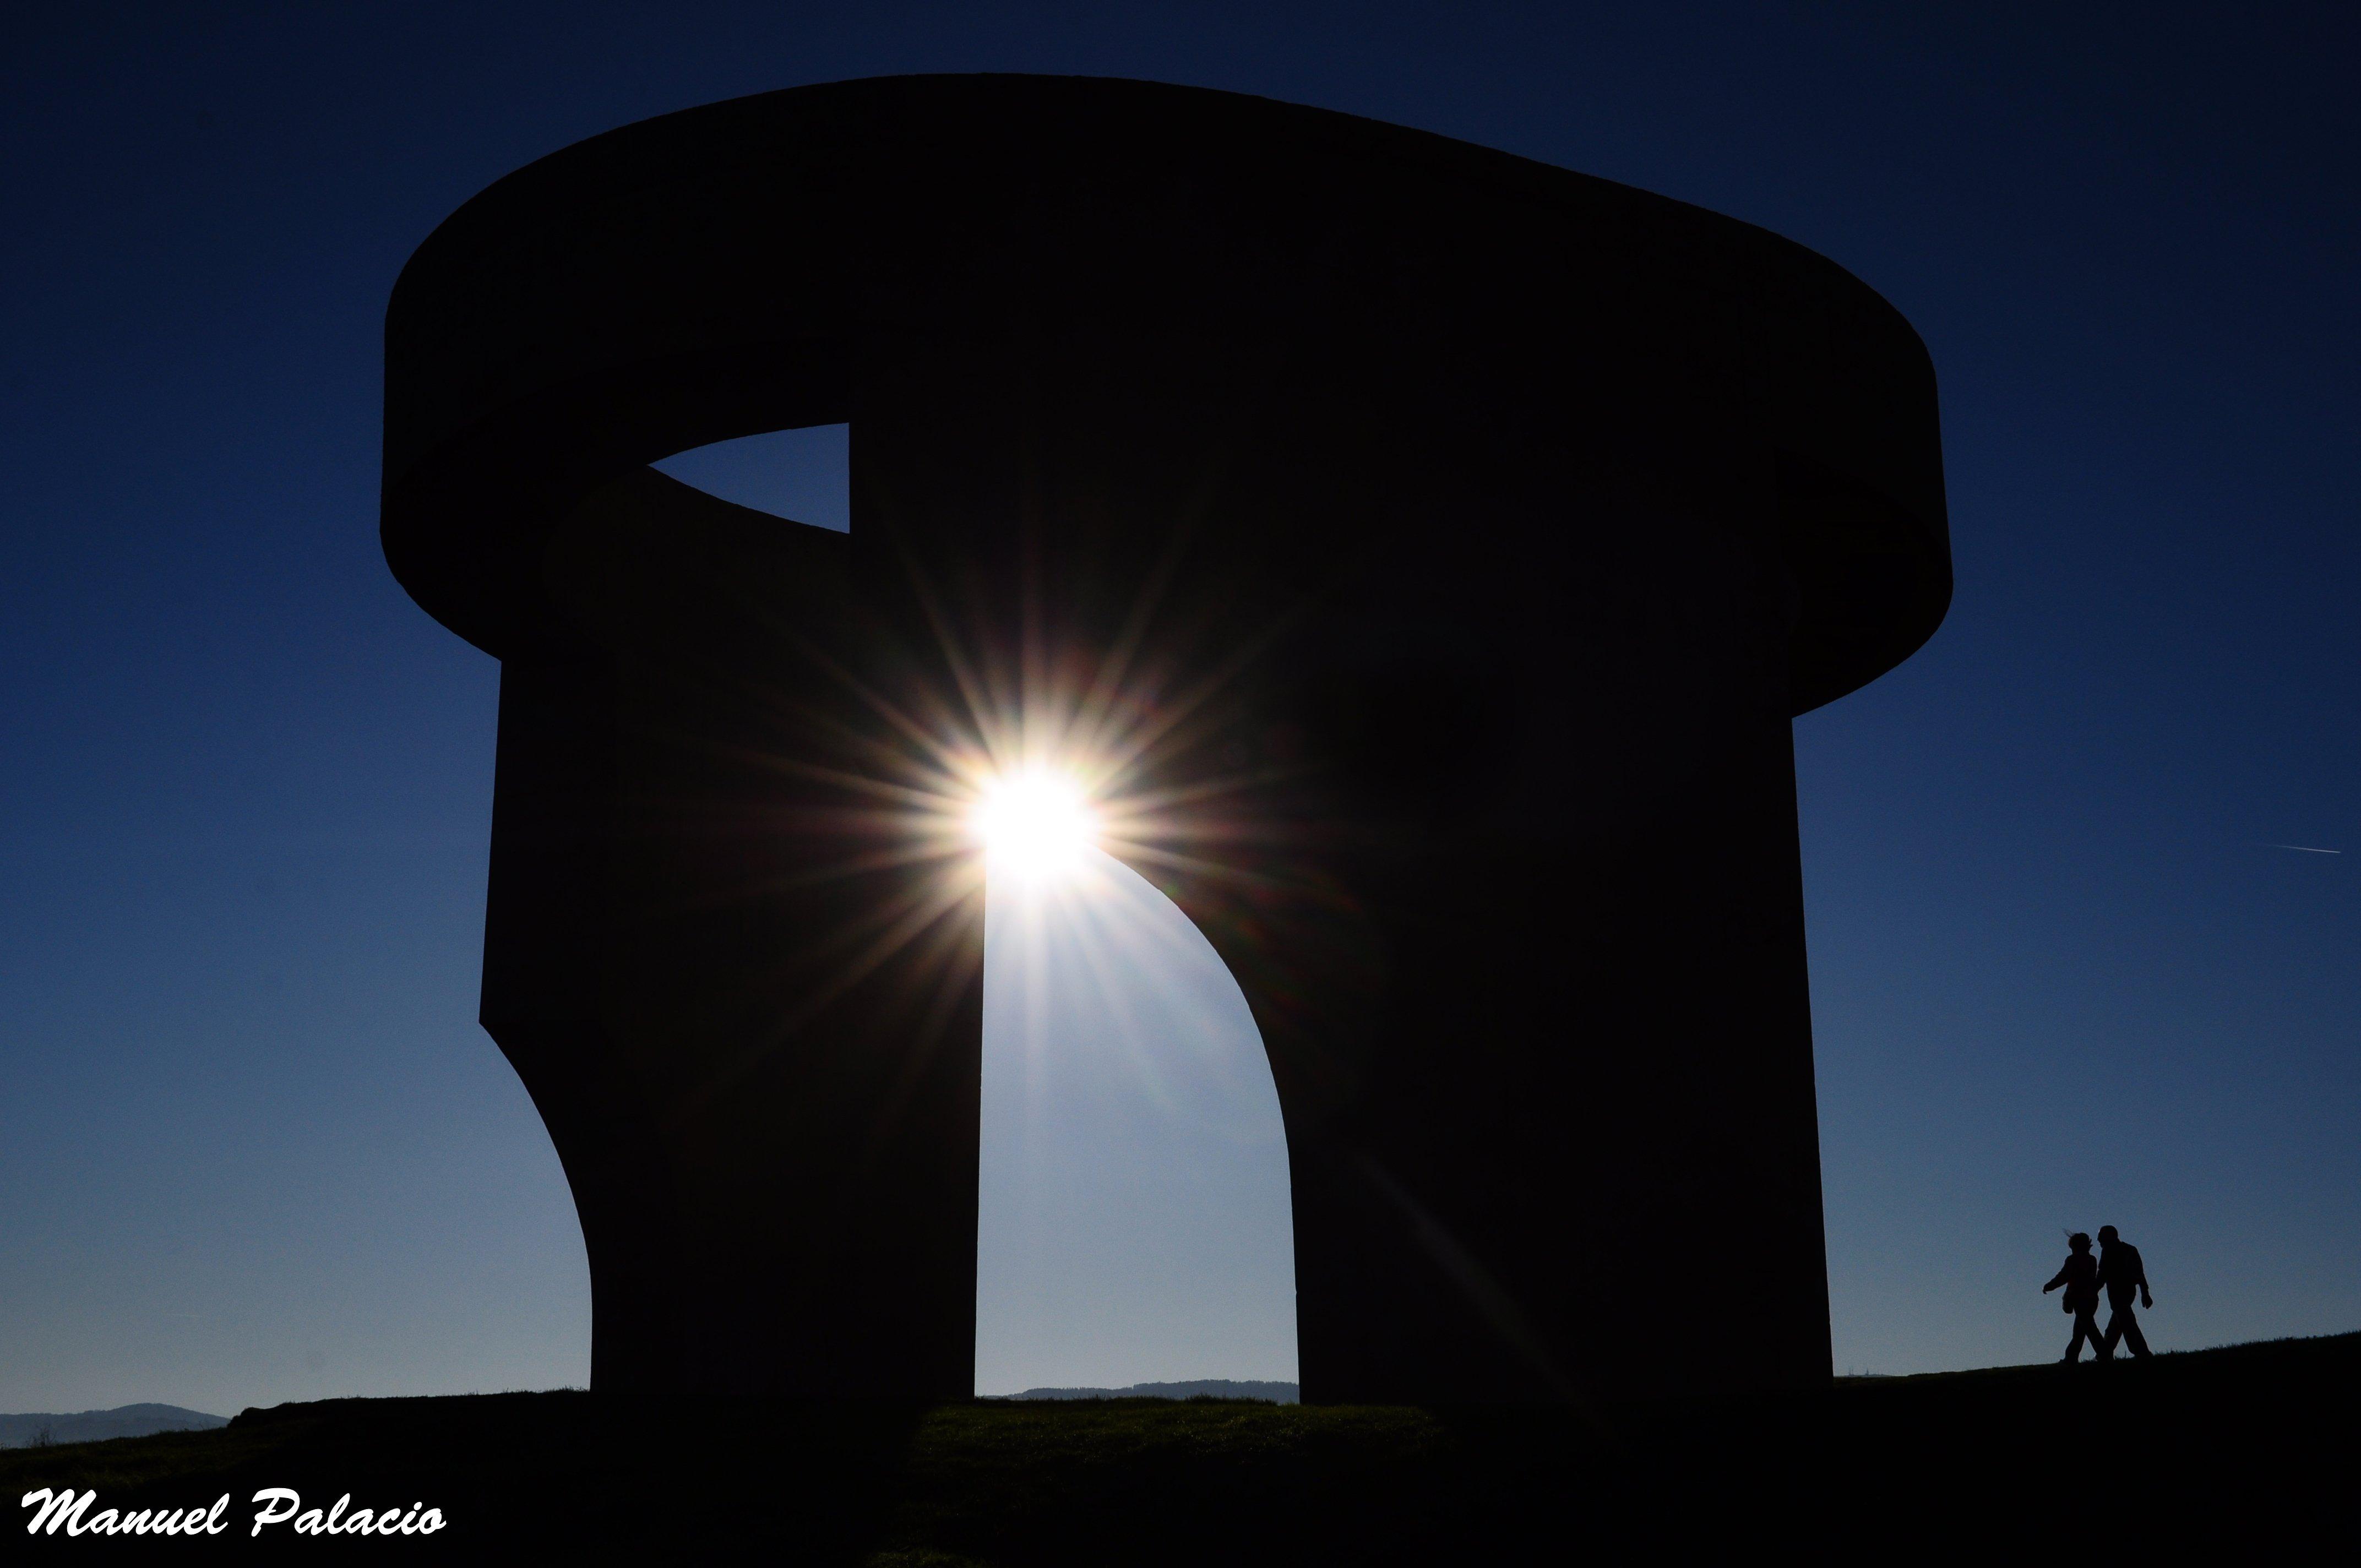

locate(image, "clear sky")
[[2, 3, 2355, 1415]]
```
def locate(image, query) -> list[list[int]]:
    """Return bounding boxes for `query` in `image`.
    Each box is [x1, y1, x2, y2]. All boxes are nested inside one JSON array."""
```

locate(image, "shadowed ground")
[[12, 1333, 2353, 1557]]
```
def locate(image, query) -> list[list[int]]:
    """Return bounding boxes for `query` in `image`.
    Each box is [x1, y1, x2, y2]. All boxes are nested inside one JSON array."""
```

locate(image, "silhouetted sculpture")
[[2096, 1226, 2153, 1360], [2044, 1232, 2104, 1363], [380, 76, 1950, 1404]]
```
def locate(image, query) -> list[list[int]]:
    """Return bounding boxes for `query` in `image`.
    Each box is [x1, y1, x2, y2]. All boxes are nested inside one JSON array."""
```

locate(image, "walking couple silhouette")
[[2042, 1226, 2154, 1363]]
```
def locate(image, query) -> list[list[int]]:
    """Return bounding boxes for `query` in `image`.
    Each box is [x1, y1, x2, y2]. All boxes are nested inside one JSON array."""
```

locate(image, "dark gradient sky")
[[3, 4, 2355, 1414]]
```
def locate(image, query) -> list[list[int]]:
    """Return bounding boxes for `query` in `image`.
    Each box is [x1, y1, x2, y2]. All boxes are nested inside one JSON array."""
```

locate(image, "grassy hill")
[[9, 1335, 2354, 1558]]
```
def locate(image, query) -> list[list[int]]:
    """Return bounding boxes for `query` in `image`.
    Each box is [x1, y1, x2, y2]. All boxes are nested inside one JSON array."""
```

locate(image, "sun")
[[973, 767, 1098, 881]]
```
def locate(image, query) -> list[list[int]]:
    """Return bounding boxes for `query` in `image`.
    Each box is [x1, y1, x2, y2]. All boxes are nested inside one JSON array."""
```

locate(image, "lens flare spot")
[[975, 769, 1097, 881]]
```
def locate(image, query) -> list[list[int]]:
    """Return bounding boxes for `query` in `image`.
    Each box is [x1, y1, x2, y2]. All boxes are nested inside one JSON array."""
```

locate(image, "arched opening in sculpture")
[[978, 848, 1296, 1397], [654, 426, 1299, 1397]]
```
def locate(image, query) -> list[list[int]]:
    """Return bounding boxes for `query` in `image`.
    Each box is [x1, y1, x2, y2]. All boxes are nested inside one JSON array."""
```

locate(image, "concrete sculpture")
[[382, 75, 1949, 1403]]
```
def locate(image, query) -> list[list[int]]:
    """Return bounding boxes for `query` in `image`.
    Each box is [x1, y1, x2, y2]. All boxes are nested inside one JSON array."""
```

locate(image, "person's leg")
[[2065, 1310, 2099, 1362], [2119, 1309, 2151, 1359]]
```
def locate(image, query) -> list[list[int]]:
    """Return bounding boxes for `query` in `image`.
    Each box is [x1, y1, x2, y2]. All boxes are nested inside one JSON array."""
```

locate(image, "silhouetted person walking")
[[2043, 1232, 2104, 1363], [2095, 1225, 2153, 1360]]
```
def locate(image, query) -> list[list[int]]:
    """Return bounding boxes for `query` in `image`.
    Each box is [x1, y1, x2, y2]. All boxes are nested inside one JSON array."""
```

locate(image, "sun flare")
[[974, 768, 1098, 881]]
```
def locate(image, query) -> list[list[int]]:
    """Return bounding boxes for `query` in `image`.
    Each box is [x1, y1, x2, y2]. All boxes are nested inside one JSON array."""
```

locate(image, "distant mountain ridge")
[[0, 1403, 227, 1447], [997, 1379, 1298, 1403]]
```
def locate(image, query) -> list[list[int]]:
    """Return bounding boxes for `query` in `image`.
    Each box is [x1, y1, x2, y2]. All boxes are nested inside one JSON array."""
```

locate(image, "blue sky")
[[2, 3, 2354, 1413]]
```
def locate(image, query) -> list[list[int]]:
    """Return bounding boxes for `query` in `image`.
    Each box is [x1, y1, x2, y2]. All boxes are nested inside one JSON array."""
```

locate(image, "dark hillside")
[[8, 1335, 2353, 1558]]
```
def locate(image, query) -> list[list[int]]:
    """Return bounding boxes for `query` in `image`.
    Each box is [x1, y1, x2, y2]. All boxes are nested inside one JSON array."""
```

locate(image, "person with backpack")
[[2042, 1232, 2104, 1363]]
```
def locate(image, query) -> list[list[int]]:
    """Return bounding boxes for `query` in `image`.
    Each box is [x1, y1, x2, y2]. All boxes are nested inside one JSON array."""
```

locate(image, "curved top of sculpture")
[[381, 73, 1948, 712]]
